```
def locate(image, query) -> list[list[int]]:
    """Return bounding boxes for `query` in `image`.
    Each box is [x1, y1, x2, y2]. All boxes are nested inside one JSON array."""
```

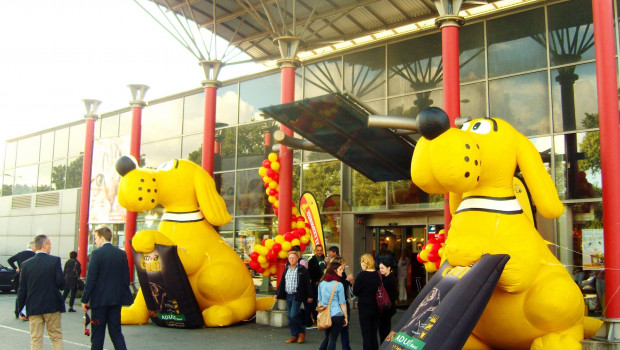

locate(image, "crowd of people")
[[275, 244, 408, 350], [7, 226, 133, 350]]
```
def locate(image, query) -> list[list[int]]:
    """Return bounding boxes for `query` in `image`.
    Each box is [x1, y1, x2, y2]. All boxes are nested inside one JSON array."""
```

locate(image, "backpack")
[[376, 271, 391, 314]]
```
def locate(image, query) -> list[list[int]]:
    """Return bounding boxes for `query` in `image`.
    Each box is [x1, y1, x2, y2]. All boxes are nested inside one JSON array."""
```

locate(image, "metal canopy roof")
[[145, 0, 501, 62], [260, 93, 415, 182]]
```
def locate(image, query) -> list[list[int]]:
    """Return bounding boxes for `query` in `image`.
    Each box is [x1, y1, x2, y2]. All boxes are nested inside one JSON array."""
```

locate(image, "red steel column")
[[125, 85, 148, 282], [438, 16, 463, 231], [592, 0, 620, 319], [202, 83, 217, 175], [278, 64, 296, 237], [77, 100, 100, 277]]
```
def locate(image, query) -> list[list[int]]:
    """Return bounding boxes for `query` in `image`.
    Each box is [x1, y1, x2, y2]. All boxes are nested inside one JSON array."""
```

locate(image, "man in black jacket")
[[275, 251, 313, 344], [8, 240, 35, 318], [81, 226, 133, 350], [17, 235, 65, 350]]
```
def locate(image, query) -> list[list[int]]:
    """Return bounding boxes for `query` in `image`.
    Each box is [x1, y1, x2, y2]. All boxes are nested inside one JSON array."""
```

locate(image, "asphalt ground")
[[0, 291, 409, 350]]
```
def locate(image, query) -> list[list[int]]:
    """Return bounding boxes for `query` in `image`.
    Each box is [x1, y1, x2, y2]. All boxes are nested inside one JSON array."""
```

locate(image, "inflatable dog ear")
[[194, 170, 232, 227], [515, 135, 564, 219]]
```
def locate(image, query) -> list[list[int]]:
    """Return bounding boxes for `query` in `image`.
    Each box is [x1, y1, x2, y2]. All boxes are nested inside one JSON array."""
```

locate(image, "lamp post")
[[77, 99, 101, 277], [125, 84, 149, 282]]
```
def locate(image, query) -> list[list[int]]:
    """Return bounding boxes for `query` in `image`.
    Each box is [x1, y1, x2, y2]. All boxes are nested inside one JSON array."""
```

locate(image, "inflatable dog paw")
[[410, 107, 601, 349], [116, 156, 258, 327]]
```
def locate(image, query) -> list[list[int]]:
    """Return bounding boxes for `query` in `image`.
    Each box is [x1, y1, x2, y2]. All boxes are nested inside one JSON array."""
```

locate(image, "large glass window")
[[387, 180, 439, 209], [40, 132, 54, 163], [239, 74, 281, 124], [2, 168, 14, 195], [489, 71, 550, 136], [142, 99, 183, 143], [551, 63, 598, 132], [51, 159, 67, 190], [460, 22, 486, 83], [4, 142, 16, 170], [216, 84, 239, 127], [235, 168, 268, 216], [387, 90, 444, 120], [554, 131, 602, 200], [53, 128, 69, 160], [65, 156, 83, 189], [217, 171, 236, 217], [68, 123, 86, 158], [351, 170, 385, 211], [182, 133, 203, 166], [217, 127, 236, 172], [101, 115, 120, 138], [460, 82, 487, 119], [301, 161, 341, 211], [14, 165, 38, 194], [237, 122, 272, 170], [141, 138, 182, 168], [304, 58, 343, 98], [236, 217, 276, 259], [344, 46, 386, 101], [547, 0, 595, 66], [37, 162, 52, 192], [119, 111, 132, 137], [16, 136, 40, 166], [388, 33, 442, 97], [487, 8, 546, 77], [183, 92, 204, 135]]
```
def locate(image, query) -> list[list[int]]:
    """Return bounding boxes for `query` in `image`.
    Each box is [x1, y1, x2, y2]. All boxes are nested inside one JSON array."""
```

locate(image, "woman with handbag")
[[317, 261, 348, 350], [353, 254, 381, 350], [62, 250, 81, 312], [378, 261, 398, 344]]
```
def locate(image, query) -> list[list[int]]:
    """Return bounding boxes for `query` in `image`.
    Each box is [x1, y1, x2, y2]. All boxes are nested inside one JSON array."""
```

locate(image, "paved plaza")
[[0, 291, 409, 350]]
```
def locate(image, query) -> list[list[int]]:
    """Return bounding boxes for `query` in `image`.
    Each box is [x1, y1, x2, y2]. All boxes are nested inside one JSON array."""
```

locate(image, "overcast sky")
[[0, 0, 264, 165]]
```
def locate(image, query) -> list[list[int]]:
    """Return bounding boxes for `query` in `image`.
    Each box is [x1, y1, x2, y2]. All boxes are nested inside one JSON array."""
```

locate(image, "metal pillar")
[[77, 99, 101, 277], [125, 84, 149, 282], [200, 60, 223, 175]]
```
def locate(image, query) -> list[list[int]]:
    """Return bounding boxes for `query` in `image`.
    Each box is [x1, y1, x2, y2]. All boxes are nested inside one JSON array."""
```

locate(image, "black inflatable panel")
[[381, 254, 510, 350], [134, 244, 203, 328]]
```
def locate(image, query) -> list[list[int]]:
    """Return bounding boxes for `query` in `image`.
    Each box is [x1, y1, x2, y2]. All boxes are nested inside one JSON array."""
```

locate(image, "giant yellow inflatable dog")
[[410, 108, 601, 349], [116, 156, 257, 327]]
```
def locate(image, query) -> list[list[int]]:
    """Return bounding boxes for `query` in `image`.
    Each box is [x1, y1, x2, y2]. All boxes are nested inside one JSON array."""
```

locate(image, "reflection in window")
[[14, 165, 38, 194], [68, 123, 86, 158], [487, 8, 546, 77], [216, 172, 235, 217], [218, 127, 237, 172], [460, 83, 486, 119], [52, 159, 67, 190], [388, 33, 442, 97], [460, 23, 485, 83], [387, 180, 439, 209], [216, 84, 239, 127], [4, 142, 16, 170], [142, 99, 183, 143], [183, 92, 205, 135], [54, 128, 69, 160], [219, 221, 235, 250], [182, 133, 203, 166], [40, 132, 54, 163], [304, 58, 343, 98], [37, 162, 52, 192], [557, 202, 602, 273], [141, 138, 182, 168], [302, 161, 341, 212], [236, 169, 268, 215], [101, 115, 120, 138], [554, 131, 602, 200], [322, 213, 340, 248], [16, 136, 40, 166], [489, 71, 549, 136], [551, 63, 597, 132], [65, 156, 84, 189], [237, 122, 274, 170], [344, 47, 386, 101], [119, 111, 132, 137], [236, 217, 276, 259], [351, 170, 385, 211], [387, 90, 444, 120], [546, 0, 595, 66], [239, 74, 281, 124], [2, 168, 14, 196]]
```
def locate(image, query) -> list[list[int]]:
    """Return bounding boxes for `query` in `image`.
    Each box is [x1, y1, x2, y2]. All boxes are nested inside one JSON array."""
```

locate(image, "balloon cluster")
[[248, 153, 312, 277], [417, 229, 446, 273]]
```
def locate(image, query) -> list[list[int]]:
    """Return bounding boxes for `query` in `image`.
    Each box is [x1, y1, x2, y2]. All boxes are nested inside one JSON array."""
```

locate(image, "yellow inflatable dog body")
[[117, 157, 256, 327], [411, 109, 598, 349]]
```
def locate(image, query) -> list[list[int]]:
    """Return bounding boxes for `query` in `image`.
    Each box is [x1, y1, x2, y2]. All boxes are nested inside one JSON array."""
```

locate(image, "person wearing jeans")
[[318, 261, 348, 350], [275, 251, 313, 344]]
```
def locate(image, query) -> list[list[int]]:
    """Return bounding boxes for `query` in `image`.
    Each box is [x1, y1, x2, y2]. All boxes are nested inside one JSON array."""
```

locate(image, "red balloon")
[[269, 189, 278, 196], [416, 252, 424, 263], [266, 169, 276, 178], [297, 216, 305, 222], [274, 209, 279, 216], [264, 183, 269, 188], [249, 260, 260, 270], [249, 252, 259, 260], [267, 251, 277, 262], [272, 173, 279, 182], [436, 234, 446, 244], [435, 260, 441, 269], [284, 232, 294, 242], [299, 243, 306, 251], [272, 243, 282, 253], [256, 266, 265, 273], [262, 238, 269, 246], [428, 238, 438, 245], [427, 251, 438, 262], [431, 243, 441, 253], [262, 160, 271, 168]]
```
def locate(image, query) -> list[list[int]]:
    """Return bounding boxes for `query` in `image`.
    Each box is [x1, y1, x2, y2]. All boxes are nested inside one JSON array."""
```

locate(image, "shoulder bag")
[[376, 271, 391, 314], [75, 263, 85, 291], [316, 282, 338, 331]]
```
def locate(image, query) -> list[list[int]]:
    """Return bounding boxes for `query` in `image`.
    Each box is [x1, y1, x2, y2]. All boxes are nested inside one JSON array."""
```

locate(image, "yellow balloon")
[[438, 247, 445, 257], [268, 153, 278, 162], [265, 188, 271, 196], [291, 238, 300, 247], [271, 162, 280, 172], [425, 243, 434, 252], [268, 196, 276, 203], [274, 235, 285, 244], [419, 249, 429, 261], [270, 265, 277, 274], [269, 181, 278, 189], [254, 244, 267, 255], [262, 176, 272, 183], [296, 221, 306, 229], [273, 200, 279, 208], [292, 207, 298, 215], [264, 239, 274, 250], [261, 270, 271, 277], [282, 241, 292, 252], [258, 167, 267, 177], [278, 251, 288, 259], [260, 262, 270, 269], [257, 255, 267, 264], [424, 261, 437, 273], [300, 235, 310, 244]]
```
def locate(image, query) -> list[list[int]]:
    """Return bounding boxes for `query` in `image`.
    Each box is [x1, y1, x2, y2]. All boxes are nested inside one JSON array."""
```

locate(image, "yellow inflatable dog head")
[[411, 107, 563, 219], [116, 156, 231, 226]]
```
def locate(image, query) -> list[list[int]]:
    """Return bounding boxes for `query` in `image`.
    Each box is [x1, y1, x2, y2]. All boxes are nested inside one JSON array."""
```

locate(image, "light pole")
[[77, 99, 101, 277]]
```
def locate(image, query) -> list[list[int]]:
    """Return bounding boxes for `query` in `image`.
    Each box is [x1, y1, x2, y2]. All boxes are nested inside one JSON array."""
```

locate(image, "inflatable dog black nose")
[[417, 107, 450, 140], [116, 156, 138, 177]]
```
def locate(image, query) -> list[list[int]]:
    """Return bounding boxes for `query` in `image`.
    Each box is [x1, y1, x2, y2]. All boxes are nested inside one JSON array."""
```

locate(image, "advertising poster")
[[582, 229, 604, 270], [299, 192, 325, 249], [89, 136, 129, 223]]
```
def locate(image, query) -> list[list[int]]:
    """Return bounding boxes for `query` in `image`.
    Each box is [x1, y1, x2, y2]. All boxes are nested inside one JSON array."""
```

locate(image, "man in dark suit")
[[17, 235, 65, 350], [8, 240, 35, 318], [81, 226, 133, 350]]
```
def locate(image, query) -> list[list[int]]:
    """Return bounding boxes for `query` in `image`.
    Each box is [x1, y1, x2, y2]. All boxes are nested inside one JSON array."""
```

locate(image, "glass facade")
[[1, 0, 611, 269]]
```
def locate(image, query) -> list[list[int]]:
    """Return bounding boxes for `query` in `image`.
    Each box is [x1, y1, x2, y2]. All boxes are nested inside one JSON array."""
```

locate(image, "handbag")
[[376, 271, 391, 314], [77, 278, 85, 291], [316, 282, 339, 331]]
